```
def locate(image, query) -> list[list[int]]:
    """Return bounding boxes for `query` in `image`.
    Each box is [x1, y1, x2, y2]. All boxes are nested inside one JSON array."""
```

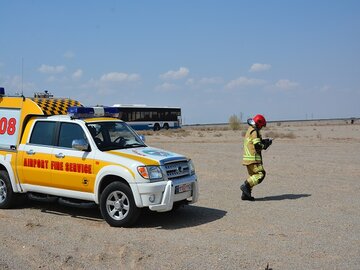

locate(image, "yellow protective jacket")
[[242, 126, 265, 165]]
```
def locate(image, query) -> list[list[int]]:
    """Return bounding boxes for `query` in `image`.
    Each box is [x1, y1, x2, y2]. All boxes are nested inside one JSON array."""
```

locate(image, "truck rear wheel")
[[0, 171, 15, 209], [100, 182, 140, 227]]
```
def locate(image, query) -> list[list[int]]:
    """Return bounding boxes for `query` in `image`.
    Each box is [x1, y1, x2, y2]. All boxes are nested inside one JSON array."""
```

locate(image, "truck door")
[[51, 122, 95, 193], [19, 121, 55, 187]]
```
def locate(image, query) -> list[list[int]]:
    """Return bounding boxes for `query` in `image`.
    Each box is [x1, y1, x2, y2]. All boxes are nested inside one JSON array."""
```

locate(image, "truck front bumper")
[[136, 175, 199, 212]]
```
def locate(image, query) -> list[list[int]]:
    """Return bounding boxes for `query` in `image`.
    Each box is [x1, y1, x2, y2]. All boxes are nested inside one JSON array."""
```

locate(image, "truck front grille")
[[164, 161, 190, 180]]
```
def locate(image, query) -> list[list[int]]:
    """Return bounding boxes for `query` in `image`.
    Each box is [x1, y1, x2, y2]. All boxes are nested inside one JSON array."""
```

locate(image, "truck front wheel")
[[100, 182, 140, 227], [0, 171, 15, 209]]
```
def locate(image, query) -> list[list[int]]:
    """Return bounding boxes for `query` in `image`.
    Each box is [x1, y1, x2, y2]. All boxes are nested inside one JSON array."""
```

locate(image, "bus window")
[[113, 105, 182, 130]]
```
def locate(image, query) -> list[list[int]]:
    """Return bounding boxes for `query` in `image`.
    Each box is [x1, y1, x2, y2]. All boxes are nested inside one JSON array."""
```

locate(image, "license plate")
[[176, 183, 192, 194]]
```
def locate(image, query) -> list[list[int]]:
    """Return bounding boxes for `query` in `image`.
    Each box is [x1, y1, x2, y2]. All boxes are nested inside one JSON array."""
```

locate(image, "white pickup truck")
[[0, 90, 199, 227]]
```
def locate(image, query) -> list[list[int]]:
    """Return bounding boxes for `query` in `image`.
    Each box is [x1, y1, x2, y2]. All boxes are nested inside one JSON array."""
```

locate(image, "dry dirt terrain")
[[1, 121, 359, 270]]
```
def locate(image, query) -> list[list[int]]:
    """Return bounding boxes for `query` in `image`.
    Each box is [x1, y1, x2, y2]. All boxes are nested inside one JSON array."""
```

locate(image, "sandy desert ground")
[[0, 120, 359, 270]]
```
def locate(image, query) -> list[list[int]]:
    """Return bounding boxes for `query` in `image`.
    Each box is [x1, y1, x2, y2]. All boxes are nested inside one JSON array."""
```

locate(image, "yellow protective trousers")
[[246, 163, 266, 187]]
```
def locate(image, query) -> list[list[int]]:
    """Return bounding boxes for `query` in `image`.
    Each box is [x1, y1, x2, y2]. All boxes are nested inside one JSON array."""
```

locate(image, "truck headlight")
[[188, 159, 195, 175], [137, 166, 163, 181]]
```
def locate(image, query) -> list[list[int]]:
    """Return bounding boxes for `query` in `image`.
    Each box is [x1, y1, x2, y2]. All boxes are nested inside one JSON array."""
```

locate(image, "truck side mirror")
[[72, 139, 90, 151], [139, 135, 146, 142]]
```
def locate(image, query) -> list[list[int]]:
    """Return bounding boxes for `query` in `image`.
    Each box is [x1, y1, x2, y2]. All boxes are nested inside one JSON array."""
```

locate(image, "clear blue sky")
[[1, 0, 359, 124]]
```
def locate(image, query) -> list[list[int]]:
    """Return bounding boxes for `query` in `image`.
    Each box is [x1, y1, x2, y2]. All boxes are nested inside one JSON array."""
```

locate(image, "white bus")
[[112, 104, 182, 131]]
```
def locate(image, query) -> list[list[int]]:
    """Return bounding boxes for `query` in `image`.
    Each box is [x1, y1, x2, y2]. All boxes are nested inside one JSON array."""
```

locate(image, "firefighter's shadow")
[[255, 193, 311, 201], [136, 206, 227, 229]]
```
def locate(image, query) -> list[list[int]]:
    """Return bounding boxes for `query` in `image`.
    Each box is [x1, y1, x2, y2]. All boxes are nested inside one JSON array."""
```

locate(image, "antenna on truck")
[[21, 57, 24, 96]]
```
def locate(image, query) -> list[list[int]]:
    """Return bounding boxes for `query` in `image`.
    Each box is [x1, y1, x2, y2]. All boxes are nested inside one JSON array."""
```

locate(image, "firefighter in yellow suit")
[[241, 114, 272, 201]]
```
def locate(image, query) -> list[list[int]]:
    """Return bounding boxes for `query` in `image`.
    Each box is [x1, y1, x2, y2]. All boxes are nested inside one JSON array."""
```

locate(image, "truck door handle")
[[26, 150, 35, 155], [55, 153, 65, 159]]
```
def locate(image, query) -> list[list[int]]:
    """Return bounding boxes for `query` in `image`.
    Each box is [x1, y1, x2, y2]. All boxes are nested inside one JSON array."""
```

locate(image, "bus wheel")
[[163, 123, 169, 130], [100, 182, 140, 227], [0, 171, 15, 209], [153, 123, 160, 131]]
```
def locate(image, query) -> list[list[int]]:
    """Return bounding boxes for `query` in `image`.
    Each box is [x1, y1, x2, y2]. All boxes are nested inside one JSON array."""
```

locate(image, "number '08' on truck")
[[0, 89, 199, 227]]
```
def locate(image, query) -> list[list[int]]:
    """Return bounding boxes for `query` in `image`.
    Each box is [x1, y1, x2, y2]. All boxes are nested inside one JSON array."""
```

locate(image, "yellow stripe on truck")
[[94, 160, 136, 179], [108, 151, 159, 166]]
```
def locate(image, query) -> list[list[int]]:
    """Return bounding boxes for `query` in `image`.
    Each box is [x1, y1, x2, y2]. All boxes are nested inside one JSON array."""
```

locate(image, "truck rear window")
[[29, 121, 56, 146]]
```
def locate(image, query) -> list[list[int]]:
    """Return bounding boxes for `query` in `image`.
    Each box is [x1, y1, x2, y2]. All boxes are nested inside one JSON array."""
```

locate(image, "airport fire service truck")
[[0, 88, 198, 227]]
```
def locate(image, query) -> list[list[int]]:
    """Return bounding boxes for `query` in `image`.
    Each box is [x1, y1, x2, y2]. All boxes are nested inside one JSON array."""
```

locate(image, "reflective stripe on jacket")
[[243, 126, 263, 165]]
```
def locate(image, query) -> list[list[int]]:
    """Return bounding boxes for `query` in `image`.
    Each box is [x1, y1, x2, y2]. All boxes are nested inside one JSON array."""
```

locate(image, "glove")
[[262, 138, 273, 150]]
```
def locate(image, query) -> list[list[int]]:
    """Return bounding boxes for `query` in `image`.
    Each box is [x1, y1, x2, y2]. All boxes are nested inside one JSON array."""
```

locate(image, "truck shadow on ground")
[[135, 205, 227, 229], [21, 201, 226, 229], [26, 200, 104, 222], [255, 193, 311, 201]]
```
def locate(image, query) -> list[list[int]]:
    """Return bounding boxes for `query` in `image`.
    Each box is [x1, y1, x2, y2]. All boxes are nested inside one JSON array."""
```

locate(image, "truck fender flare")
[[0, 154, 21, 193], [94, 165, 141, 206]]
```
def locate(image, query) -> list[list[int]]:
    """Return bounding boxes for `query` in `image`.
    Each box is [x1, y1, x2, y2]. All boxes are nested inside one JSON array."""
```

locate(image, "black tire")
[[100, 182, 140, 227], [153, 123, 160, 131], [0, 171, 15, 209], [163, 123, 169, 130]]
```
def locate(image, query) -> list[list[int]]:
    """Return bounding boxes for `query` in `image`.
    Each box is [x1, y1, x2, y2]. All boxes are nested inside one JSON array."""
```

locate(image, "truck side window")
[[58, 122, 87, 149], [29, 121, 56, 146]]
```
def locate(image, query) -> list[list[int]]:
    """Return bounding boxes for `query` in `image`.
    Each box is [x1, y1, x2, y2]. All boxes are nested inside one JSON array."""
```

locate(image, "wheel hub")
[[114, 200, 124, 211]]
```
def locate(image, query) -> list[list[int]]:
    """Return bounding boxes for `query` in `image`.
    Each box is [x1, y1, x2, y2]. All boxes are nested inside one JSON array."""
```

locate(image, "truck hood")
[[107, 147, 186, 166]]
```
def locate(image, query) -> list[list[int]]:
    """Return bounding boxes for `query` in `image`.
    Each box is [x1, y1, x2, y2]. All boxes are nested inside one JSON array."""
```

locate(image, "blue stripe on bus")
[[128, 123, 181, 130]]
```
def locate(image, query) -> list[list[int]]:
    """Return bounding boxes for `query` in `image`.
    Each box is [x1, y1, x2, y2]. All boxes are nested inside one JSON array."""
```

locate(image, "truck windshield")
[[86, 121, 146, 151]]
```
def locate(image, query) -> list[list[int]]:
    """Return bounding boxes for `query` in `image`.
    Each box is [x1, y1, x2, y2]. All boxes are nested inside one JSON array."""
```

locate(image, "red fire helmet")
[[253, 114, 267, 129]]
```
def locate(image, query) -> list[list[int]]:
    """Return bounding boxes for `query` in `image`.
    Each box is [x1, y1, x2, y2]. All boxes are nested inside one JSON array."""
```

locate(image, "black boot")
[[240, 181, 255, 201]]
